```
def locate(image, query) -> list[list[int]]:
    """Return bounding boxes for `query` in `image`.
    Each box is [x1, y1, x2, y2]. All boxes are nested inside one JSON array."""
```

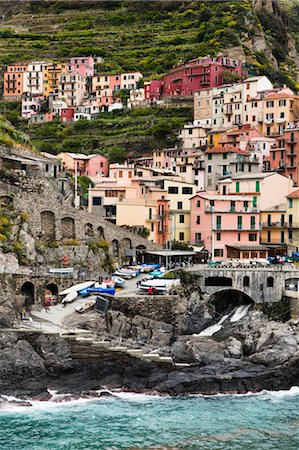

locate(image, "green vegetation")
[[0, 0, 297, 87], [14, 106, 192, 156], [88, 239, 110, 254]]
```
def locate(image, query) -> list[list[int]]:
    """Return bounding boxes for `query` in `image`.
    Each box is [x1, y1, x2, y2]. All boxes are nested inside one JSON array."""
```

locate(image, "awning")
[[145, 250, 196, 257], [226, 244, 269, 251]]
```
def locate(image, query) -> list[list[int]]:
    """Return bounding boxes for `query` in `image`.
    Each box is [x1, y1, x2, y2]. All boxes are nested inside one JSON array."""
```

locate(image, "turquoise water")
[[1, 389, 299, 449]]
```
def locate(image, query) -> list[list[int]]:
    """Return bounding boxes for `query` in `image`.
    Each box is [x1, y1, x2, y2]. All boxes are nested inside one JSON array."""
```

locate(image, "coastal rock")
[[226, 337, 243, 359]]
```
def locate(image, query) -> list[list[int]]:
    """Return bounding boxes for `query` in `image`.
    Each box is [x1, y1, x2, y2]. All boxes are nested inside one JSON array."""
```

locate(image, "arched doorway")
[[21, 281, 35, 308], [45, 283, 58, 306], [84, 223, 94, 237], [111, 239, 119, 258], [41, 211, 56, 241], [136, 245, 147, 264], [97, 226, 105, 240], [61, 217, 75, 239]]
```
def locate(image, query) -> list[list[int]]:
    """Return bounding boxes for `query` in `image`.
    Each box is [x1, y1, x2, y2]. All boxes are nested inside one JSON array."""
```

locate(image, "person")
[[152, 287, 157, 295], [148, 287, 153, 295]]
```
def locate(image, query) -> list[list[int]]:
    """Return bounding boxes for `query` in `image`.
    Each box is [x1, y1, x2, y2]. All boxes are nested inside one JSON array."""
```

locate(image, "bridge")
[[188, 265, 299, 305]]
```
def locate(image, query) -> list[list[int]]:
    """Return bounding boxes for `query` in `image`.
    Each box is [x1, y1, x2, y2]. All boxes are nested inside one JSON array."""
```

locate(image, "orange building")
[[3, 63, 28, 99]]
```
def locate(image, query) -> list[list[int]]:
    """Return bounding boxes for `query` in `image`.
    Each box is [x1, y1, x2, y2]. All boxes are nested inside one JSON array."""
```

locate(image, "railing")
[[261, 222, 288, 228]]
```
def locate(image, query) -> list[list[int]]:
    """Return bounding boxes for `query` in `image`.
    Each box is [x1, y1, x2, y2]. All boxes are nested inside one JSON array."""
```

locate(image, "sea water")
[[0, 389, 299, 450]]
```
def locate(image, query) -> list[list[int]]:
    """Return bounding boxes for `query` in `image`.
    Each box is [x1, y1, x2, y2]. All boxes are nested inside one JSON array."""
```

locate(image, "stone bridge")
[[188, 265, 299, 304]]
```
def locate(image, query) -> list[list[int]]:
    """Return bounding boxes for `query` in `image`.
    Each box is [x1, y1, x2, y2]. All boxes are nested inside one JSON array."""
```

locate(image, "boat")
[[62, 290, 78, 304], [79, 286, 116, 297], [112, 275, 126, 287], [59, 281, 95, 296], [139, 277, 180, 293], [102, 278, 115, 288], [140, 264, 161, 273], [75, 299, 96, 314], [114, 268, 138, 279]]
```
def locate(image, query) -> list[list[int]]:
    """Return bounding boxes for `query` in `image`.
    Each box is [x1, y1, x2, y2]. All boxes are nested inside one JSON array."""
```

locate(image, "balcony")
[[288, 222, 299, 229], [276, 118, 286, 123], [192, 240, 204, 246], [262, 222, 288, 228], [260, 239, 287, 245], [158, 227, 168, 233], [264, 118, 274, 124]]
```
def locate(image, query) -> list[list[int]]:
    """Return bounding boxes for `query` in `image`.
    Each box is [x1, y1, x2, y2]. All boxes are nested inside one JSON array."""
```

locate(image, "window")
[[128, 171, 132, 178], [249, 233, 257, 241], [236, 181, 240, 193], [182, 187, 192, 195], [208, 165, 212, 173], [214, 249, 224, 257], [151, 223, 154, 232], [179, 232, 184, 241], [289, 199, 293, 208], [210, 200, 215, 207], [267, 277, 274, 288], [279, 99, 286, 107], [243, 276, 249, 287], [255, 181, 260, 193], [188, 128, 193, 135], [149, 208, 152, 220], [223, 153, 227, 159], [237, 216, 242, 230], [216, 232, 221, 241], [168, 186, 178, 194], [177, 201, 183, 210], [179, 215, 185, 224], [92, 197, 102, 206], [216, 216, 221, 230], [196, 200, 201, 207], [238, 232, 241, 241], [250, 216, 256, 230], [266, 101, 274, 108], [281, 231, 285, 243], [119, 170, 123, 178], [196, 216, 200, 225], [230, 201, 235, 212], [208, 154, 212, 160], [180, 166, 187, 173], [195, 232, 202, 243], [244, 201, 248, 211]]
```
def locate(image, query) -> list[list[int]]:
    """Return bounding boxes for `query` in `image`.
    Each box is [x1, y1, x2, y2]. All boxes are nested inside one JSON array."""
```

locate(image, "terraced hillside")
[[0, 0, 298, 87]]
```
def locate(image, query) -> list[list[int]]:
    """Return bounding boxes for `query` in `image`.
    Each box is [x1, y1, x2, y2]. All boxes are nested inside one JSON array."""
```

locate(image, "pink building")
[[190, 192, 268, 261], [69, 57, 94, 77], [58, 152, 109, 177], [145, 55, 244, 100]]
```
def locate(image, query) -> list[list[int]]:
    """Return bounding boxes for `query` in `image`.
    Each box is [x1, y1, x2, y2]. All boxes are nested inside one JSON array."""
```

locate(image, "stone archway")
[[46, 283, 58, 296], [111, 239, 119, 258], [21, 281, 35, 308], [121, 238, 132, 250], [41, 211, 56, 241], [211, 289, 254, 315], [136, 245, 147, 263], [85, 223, 94, 237], [61, 217, 75, 239], [97, 226, 105, 240]]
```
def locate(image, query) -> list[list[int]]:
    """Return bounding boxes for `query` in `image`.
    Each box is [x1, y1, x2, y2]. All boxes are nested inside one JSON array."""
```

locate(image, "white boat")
[[62, 291, 78, 304], [59, 281, 95, 296], [112, 275, 126, 287], [139, 278, 180, 292], [114, 269, 138, 279]]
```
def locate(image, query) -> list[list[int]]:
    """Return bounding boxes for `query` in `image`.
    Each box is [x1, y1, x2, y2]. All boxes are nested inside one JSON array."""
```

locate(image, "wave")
[[1, 386, 299, 412]]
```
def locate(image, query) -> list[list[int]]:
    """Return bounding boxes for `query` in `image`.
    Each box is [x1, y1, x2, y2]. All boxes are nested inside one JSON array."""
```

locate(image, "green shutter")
[[255, 181, 260, 193], [236, 181, 240, 193]]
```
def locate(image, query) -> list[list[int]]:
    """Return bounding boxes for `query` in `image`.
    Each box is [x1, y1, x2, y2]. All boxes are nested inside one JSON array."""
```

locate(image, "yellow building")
[[286, 189, 299, 253], [260, 204, 288, 256], [43, 63, 67, 97], [262, 88, 299, 137]]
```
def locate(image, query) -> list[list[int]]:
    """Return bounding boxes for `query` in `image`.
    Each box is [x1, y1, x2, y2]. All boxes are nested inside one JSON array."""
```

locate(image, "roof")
[[206, 146, 250, 155], [226, 244, 269, 251], [62, 152, 107, 160], [232, 172, 275, 180], [145, 250, 196, 257], [243, 76, 266, 82], [261, 203, 286, 212], [287, 189, 299, 199], [191, 193, 255, 201]]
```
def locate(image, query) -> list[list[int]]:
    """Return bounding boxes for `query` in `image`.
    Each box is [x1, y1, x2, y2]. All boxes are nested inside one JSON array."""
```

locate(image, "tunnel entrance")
[[21, 281, 35, 308], [211, 289, 254, 315]]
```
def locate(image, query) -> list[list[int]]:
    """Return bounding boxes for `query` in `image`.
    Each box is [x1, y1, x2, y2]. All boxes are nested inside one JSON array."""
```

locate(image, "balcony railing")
[[261, 222, 288, 228]]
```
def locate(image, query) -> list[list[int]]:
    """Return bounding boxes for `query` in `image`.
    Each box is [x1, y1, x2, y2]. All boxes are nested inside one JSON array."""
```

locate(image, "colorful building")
[[145, 56, 243, 101], [286, 189, 299, 253], [190, 192, 265, 261], [260, 204, 288, 256], [270, 124, 299, 188], [58, 152, 109, 177], [3, 63, 28, 99]]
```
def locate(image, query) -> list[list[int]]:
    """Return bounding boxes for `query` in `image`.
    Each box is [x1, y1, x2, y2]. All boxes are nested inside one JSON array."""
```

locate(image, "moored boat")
[[75, 299, 96, 314]]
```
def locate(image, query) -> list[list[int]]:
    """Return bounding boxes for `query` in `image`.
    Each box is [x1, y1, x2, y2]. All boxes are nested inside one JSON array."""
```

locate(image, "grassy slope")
[[0, 0, 298, 158]]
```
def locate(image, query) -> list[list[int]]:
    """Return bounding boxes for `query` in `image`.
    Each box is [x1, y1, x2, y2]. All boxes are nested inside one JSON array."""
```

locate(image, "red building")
[[60, 108, 74, 122], [145, 56, 243, 101], [269, 125, 299, 188]]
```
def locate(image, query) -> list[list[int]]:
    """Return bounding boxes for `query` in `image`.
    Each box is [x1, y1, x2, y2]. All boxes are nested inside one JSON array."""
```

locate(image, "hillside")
[[0, 0, 298, 88]]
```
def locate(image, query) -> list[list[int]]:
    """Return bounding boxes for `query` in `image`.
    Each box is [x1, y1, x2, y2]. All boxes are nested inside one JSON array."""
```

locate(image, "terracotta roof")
[[264, 92, 294, 99], [206, 146, 250, 155], [287, 189, 299, 199]]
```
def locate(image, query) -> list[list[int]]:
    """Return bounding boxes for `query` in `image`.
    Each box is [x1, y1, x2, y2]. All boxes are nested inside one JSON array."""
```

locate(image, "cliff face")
[[0, 1, 298, 88]]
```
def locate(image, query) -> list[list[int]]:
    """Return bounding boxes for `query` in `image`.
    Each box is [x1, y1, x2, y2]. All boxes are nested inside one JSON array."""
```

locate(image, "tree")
[[108, 146, 127, 164]]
